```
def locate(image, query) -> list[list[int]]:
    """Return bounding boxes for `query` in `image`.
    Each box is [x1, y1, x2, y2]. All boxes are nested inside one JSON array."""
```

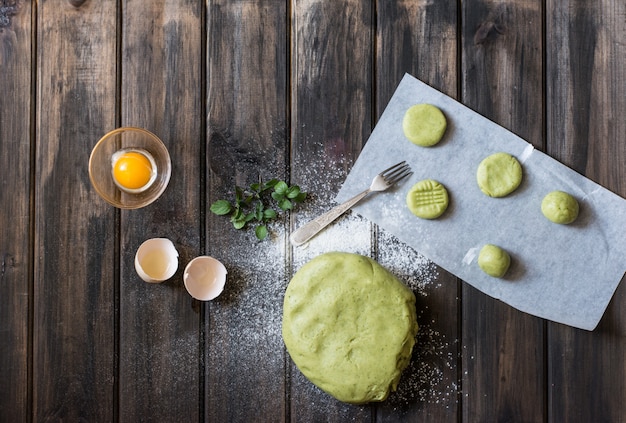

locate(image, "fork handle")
[[289, 189, 370, 246]]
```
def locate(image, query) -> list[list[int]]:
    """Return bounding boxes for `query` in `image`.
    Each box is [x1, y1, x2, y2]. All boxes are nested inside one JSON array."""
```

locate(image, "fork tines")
[[382, 161, 412, 184]]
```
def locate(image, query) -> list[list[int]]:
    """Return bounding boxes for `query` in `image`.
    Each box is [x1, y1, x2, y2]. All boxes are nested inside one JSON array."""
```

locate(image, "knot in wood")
[[474, 21, 504, 45], [68, 0, 88, 8], [0, 3, 20, 29]]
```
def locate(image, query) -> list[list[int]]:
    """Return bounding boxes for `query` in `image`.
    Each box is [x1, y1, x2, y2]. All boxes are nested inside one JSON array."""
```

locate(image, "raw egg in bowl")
[[89, 127, 171, 209]]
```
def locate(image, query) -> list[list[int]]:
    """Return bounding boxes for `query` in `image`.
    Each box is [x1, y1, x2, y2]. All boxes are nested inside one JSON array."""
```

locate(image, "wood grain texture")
[[290, 0, 373, 420], [0, 0, 624, 420], [546, 0, 626, 422], [118, 0, 203, 420], [461, 1, 546, 422], [376, 0, 458, 102], [462, 0, 544, 144], [34, 0, 117, 421], [0, 1, 31, 421], [206, 1, 288, 421], [375, 1, 460, 421]]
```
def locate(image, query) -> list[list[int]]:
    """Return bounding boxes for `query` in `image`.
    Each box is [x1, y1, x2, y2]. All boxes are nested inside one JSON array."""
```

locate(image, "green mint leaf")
[[263, 208, 277, 220], [271, 191, 284, 202], [255, 225, 268, 240], [263, 179, 279, 190], [210, 200, 232, 215], [286, 186, 301, 199], [254, 202, 264, 220], [293, 192, 307, 203], [212, 177, 308, 241], [232, 219, 246, 230], [231, 208, 244, 221], [235, 186, 246, 204], [278, 198, 293, 210], [274, 181, 288, 195]]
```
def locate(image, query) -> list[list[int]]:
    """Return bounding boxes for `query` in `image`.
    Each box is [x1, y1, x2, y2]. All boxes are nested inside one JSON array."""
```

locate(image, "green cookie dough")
[[402, 104, 447, 147], [541, 190, 579, 224], [406, 179, 449, 219], [282, 252, 418, 404], [478, 244, 511, 278], [476, 152, 523, 197]]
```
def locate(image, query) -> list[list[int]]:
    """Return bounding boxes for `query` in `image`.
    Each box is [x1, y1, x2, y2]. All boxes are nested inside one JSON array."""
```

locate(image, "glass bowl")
[[89, 127, 171, 209]]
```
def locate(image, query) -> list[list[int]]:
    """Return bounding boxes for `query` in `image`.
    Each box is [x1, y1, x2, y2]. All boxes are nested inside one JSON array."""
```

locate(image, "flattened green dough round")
[[476, 152, 523, 197], [402, 104, 447, 147], [478, 244, 511, 278], [406, 179, 449, 219], [282, 252, 418, 404], [541, 190, 579, 224]]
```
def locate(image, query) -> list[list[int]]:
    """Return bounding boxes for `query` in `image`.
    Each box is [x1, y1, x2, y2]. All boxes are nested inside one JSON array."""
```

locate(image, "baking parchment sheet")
[[336, 74, 626, 330]]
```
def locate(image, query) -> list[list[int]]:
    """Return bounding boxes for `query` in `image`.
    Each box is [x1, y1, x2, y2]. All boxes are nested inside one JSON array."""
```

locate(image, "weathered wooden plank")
[[290, 0, 373, 420], [33, 0, 117, 421], [461, 1, 546, 421], [205, 1, 289, 421], [118, 0, 203, 420], [0, 1, 32, 421], [11, 0, 623, 420], [375, 1, 460, 421], [546, 0, 626, 421], [376, 0, 459, 102]]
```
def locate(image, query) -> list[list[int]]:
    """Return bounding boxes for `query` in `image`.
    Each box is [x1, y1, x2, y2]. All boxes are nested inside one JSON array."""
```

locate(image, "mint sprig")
[[210, 178, 307, 240]]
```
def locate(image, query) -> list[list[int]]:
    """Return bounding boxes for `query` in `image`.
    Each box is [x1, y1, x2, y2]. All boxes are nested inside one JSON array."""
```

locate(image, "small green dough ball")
[[478, 244, 511, 278], [541, 191, 579, 224], [406, 179, 449, 219], [402, 104, 447, 147], [476, 152, 523, 197]]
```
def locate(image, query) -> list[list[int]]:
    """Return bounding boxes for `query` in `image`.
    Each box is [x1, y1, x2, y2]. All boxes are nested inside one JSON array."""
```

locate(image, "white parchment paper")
[[336, 74, 626, 330]]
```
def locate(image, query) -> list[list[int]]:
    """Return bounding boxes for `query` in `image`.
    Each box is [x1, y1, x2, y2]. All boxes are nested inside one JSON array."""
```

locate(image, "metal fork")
[[289, 161, 412, 246]]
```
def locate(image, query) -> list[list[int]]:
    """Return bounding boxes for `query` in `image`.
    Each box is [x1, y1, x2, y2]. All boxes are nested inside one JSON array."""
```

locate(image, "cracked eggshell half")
[[183, 256, 227, 301], [134, 238, 179, 283]]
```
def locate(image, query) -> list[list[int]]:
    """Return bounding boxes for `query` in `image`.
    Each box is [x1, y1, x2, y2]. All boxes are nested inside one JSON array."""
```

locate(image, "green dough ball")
[[476, 152, 523, 197], [541, 190, 579, 224], [478, 244, 511, 278], [282, 252, 418, 404], [402, 104, 447, 147], [406, 179, 449, 219]]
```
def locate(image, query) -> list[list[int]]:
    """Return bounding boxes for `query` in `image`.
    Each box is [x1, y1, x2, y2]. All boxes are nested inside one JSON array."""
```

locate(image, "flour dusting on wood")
[[377, 231, 459, 409], [207, 157, 459, 409]]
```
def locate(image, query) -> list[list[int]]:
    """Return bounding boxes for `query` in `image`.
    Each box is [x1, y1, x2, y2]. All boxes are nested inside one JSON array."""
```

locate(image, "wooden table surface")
[[1, 0, 625, 421]]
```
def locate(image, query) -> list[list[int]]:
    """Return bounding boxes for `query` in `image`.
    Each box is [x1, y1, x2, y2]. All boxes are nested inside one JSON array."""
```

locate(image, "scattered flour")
[[206, 156, 459, 410], [291, 213, 372, 267], [376, 230, 459, 409], [376, 230, 440, 295], [387, 324, 459, 410], [207, 226, 289, 375]]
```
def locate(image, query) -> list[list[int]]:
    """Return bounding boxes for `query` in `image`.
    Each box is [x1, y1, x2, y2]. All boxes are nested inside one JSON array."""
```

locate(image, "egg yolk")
[[112, 151, 153, 190]]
